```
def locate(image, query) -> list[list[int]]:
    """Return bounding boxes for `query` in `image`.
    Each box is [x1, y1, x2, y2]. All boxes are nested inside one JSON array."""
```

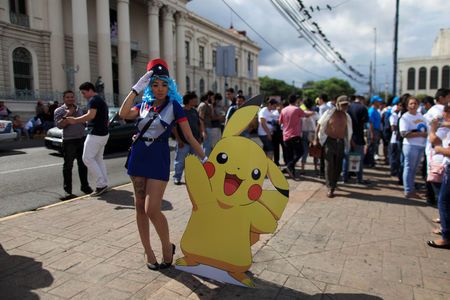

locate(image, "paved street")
[[0, 163, 448, 300], [0, 140, 176, 217]]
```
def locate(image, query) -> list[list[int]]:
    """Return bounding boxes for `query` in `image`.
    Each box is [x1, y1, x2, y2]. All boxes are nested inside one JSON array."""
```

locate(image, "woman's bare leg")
[[144, 179, 173, 262], [131, 176, 156, 263]]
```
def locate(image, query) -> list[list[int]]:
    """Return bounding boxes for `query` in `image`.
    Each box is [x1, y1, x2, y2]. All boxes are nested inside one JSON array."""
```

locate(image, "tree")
[[259, 76, 302, 101], [302, 77, 356, 100]]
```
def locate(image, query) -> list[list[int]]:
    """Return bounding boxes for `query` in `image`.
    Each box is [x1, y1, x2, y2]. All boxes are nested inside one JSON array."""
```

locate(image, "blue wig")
[[142, 76, 183, 105]]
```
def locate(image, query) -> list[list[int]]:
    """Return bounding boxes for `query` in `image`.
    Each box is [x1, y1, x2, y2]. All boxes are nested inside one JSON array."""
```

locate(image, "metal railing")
[[10, 12, 30, 28]]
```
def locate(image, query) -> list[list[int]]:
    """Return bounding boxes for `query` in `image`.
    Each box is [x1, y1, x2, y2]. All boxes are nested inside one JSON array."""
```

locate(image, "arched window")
[[13, 47, 33, 91], [407, 68, 415, 90], [442, 66, 450, 89], [186, 76, 190, 92], [430, 66, 438, 89], [199, 78, 205, 95], [212, 81, 218, 93], [248, 86, 252, 97], [418, 67, 426, 90]]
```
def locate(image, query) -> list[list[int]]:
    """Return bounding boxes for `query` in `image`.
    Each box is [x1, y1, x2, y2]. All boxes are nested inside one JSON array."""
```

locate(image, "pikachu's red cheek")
[[203, 162, 215, 178], [248, 184, 262, 201]]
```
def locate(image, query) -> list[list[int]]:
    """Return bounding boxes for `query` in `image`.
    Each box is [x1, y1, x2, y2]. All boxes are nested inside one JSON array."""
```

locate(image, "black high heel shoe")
[[144, 253, 159, 271], [159, 243, 176, 269]]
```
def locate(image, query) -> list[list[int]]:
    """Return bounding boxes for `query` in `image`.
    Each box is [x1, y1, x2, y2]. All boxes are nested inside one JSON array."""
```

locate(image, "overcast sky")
[[187, 0, 450, 94]]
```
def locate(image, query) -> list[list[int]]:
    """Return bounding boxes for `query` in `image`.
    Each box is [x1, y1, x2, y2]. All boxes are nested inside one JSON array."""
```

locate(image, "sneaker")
[[92, 186, 108, 196], [173, 179, 182, 185], [60, 194, 77, 201], [81, 186, 94, 194]]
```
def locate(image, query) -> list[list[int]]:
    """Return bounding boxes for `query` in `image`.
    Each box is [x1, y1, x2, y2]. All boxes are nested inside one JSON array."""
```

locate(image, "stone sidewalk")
[[0, 166, 449, 300]]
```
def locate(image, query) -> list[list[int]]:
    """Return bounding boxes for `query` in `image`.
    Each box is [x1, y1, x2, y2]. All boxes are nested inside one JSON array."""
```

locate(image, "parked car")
[[45, 107, 137, 153], [0, 120, 18, 143]]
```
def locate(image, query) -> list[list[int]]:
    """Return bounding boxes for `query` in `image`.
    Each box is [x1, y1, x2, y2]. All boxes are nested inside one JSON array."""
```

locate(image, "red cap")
[[146, 58, 169, 77]]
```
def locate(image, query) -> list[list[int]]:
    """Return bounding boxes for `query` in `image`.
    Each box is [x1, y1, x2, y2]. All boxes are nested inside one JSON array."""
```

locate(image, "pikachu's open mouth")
[[224, 173, 243, 196]]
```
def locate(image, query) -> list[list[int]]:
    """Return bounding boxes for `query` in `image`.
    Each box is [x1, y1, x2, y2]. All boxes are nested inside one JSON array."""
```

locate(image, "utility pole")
[[393, 0, 400, 96], [369, 61, 373, 98], [373, 27, 377, 94]]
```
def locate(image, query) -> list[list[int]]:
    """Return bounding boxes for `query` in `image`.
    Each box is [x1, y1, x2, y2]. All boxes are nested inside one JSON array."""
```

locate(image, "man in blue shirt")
[[67, 82, 109, 196], [365, 95, 383, 168]]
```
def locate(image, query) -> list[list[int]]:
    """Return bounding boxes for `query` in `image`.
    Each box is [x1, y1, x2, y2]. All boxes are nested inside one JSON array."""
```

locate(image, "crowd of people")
[[0, 99, 60, 139], [168, 86, 450, 249]]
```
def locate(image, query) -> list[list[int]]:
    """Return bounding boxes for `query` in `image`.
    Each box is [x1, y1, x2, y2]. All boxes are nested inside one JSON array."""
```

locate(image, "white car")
[[0, 120, 18, 142]]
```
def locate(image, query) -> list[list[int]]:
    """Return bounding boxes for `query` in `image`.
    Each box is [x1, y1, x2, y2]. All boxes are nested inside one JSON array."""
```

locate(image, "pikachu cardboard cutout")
[[175, 95, 289, 287]]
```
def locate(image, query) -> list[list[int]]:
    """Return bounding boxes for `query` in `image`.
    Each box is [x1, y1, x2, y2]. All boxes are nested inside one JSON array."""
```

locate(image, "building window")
[[212, 50, 217, 68], [9, 0, 29, 27], [199, 78, 205, 95], [185, 41, 190, 65], [430, 66, 438, 89], [247, 53, 251, 72], [212, 81, 218, 93], [442, 66, 450, 89], [407, 68, 415, 90], [12, 47, 33, 91], [248, 86, 252, 97], [235, 85, 238, 94], [186, 76, 190, 92], [418, 67, 427, 90], [199, 46, 205, 68], [235, 58, 238, 76]]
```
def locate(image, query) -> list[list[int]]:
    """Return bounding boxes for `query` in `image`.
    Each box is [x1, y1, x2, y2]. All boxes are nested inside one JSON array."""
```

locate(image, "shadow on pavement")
[[0, 244, 54, 300], [160, 267, 383, 299], [0, 149, 27, 157], [97, 189, 174, 211], [337, 188, 428, 207]]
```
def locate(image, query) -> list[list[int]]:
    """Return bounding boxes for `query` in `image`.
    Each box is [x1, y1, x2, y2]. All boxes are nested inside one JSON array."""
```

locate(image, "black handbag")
[[124, 112, 158, 169]]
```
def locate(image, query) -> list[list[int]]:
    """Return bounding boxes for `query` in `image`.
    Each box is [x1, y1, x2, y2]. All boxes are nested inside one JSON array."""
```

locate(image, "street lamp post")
[[393, 0, 400, 96]]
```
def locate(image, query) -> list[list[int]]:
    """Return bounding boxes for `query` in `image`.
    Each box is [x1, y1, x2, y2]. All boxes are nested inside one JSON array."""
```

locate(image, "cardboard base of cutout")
[[175, 264, 247, 287]]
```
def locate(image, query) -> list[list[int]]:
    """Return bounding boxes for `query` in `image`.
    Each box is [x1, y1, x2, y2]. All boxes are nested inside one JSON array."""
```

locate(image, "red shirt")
[[279, 105, 306, 141]]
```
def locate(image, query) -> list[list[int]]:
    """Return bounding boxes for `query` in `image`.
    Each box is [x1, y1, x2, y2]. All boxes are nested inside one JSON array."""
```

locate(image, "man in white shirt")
[[258, 99, 278, 158]]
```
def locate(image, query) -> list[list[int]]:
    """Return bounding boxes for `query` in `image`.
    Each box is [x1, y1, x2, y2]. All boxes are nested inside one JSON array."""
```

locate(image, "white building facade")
[[398, 28, 450, 97], [0, 0, 260, 108]]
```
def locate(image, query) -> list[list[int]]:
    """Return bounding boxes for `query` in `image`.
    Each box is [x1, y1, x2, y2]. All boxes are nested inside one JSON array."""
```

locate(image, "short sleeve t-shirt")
[[399, 112, 427, 146], [347, 102, 369, 145], [257, 107, 276, 136], [87, 95, 109, 136], [368, 107, 381, 130], [197, 102, 212, 128], [279, 105, 306, 141], [389, 113, 399, 144], [177, 107, 200, 144]]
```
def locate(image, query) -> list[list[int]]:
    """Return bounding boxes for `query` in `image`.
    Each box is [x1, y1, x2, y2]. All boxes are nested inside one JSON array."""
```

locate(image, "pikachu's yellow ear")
[[222, 106, 259, 138]]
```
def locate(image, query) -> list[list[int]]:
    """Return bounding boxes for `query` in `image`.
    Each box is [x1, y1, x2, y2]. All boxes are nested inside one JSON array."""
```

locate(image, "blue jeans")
[[343, 144, 365, 182], [402, 144, 425, 194], [202, 128, 213, 157], [438, 167, 450, 241], [173, 143, 194, 181], [365, 129, 380, 166], [389, 142, 401, 176]]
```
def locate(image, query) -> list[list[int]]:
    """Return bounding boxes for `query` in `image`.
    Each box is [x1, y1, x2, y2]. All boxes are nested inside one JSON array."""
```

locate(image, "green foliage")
[[259, 76, 356, 102], [259, 76, 302, 100], [302, 77, 356, 100]]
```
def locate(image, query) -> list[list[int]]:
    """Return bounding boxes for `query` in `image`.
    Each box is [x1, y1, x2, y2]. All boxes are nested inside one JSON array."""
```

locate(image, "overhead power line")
[[221, 0, 326, 79], [271, 0, 368, 85]]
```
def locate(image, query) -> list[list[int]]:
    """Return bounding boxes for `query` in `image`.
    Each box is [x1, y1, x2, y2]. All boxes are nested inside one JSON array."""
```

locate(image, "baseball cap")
[[146, 58, 169, 77]]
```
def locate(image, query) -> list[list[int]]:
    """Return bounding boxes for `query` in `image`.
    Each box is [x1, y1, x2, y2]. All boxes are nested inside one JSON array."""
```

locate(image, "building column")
[[0, 0, 8, 22], [48, 0, 66, 93], [147, 0, 162, 60], [162, 6, 175, 74], [117, 0, 132, 102], [175, 11, 186, 95], [71, 0, 90, 92], [26, 0, 33, 28], [96, 0, 113, 104]]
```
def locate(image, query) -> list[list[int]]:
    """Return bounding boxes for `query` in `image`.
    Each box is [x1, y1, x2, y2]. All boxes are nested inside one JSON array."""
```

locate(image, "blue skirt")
[[127, 139, 170, 181]]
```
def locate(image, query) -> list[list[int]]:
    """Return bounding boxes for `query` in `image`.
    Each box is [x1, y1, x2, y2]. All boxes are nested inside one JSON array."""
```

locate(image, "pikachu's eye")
[[216, 152, 228, 164], [251, 168, 261, 180]]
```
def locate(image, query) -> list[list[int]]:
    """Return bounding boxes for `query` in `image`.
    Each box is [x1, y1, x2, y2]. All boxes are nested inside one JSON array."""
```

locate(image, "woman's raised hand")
[[132, 70, 153, 94]]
